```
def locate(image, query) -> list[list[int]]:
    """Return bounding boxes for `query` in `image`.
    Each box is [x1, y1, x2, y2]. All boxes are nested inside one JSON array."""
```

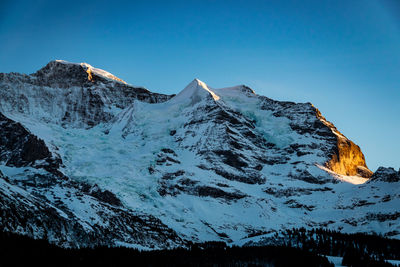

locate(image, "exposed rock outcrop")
[[370, 167, 400, 182], [0, 112, 61, 174]]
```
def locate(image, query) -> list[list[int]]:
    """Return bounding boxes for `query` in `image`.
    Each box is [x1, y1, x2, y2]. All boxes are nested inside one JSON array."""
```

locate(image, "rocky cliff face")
[[313, 108, 372, 178], [259, 97, 372, 178], [0, 61, 398, 248], [0, 112, 61, 174]]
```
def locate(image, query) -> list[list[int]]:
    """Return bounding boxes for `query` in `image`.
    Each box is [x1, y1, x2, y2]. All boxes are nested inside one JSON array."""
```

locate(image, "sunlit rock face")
[[326, 139, 372, 178], [0, 60, 398, 248], [312, 109, 373, 178]]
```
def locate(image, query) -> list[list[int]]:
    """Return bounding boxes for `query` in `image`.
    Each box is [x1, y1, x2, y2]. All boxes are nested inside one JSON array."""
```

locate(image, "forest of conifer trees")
[[1, 228, 399, 266]]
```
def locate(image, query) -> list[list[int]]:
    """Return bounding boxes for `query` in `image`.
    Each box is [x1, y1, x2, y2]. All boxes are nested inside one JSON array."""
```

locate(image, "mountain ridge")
[[0, 60, 398, 248]]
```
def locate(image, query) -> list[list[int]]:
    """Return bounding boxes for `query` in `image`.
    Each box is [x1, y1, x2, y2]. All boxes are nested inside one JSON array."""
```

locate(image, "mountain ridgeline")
[[0, 60, 398, 249]]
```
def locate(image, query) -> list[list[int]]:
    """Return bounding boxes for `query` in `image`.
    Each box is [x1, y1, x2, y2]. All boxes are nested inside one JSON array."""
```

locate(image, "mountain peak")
[[170, 78, 220, 104], [189, 78, 209, 90], [33, 60, 126, 84]]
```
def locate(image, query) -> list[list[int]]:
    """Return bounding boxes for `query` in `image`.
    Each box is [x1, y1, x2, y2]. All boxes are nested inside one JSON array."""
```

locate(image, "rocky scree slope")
[[0, 60, 398, 248]]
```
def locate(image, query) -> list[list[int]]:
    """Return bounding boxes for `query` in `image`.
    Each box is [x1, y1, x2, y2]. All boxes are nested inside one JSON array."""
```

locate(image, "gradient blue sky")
[[1, 0, 399, 171]]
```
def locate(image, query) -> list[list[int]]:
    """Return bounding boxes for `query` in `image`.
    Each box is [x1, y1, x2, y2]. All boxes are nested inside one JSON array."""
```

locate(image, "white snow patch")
[[317, 165, 369, 185]]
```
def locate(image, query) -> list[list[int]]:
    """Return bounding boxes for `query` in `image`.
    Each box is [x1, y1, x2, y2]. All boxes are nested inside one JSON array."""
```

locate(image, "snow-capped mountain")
[[0, 60, 398, 248]]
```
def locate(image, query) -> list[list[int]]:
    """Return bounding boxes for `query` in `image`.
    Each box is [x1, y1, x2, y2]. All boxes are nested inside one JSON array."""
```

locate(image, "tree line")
[[0, 228, 399, 266]]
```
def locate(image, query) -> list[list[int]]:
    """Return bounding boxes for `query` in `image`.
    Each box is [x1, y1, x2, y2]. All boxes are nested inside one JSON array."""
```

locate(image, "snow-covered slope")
[[0, 61, 398, 248]]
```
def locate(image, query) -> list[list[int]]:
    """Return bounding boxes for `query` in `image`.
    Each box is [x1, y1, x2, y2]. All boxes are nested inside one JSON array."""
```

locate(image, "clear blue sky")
[[1, 0, 399, 171]]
